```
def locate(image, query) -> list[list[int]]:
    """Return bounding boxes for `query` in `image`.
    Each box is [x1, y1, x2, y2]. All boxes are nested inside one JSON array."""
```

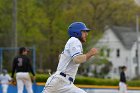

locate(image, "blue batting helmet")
[[68, 22, 90, 38]]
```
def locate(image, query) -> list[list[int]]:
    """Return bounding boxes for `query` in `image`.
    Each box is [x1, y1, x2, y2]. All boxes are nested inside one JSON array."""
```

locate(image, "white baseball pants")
[[2, 84, 8, 93], [16, 72, 33, 93], [119, 82, 127, 93], [42, 74, 87, 93]]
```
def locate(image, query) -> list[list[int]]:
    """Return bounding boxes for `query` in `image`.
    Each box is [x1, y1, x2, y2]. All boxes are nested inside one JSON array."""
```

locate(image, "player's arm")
[[28, 58, 35, 76], [86, 48, 98, 60], [28, 59, 36, 81], [73, 48, 98, 64], [0, 75, 2, 81], [11, 58, 16, 78], [8, 74, 12, 81]]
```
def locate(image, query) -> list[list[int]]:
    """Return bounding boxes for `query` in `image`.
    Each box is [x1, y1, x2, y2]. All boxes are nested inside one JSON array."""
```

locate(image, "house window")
[[117, 49, 120, 57], [107, 49, 110, 57]]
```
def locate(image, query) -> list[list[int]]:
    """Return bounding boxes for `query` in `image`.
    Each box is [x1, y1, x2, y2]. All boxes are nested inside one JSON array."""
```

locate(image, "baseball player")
[[42, 22, 98, 93], [11, 47, 35, 93], [119, 66, 127, 93], [0, 69, 12, 93]]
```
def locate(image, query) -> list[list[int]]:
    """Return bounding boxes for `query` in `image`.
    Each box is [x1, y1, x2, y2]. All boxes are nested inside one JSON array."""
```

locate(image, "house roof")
[[109, 26, 137, 49]]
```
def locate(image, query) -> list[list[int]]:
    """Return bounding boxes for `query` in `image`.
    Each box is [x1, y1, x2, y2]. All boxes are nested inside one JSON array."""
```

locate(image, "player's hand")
[[10, 78, 16, 86], [88, 48, 98, 56], [31, 76, 36, 82], [86, 48, 98, 60]]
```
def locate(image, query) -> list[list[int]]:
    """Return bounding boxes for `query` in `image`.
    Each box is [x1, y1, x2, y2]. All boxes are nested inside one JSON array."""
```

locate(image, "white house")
[[95, 26, 139, 79]]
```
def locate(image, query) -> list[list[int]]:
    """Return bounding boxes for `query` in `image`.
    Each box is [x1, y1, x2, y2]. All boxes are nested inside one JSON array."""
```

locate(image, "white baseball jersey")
[[57, 37, 83, 79], [42, 37, 87, 93], [0, 74, 11, 93], [0, 74, 11, 84]]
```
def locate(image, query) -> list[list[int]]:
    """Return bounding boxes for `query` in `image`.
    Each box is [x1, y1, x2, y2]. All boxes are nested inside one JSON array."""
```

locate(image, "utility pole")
[[13, 0, 17, 55], [0, 48, 2, 73], [135, 0, 140, 76], [136, 15, 140, 76], [13, 0, 17, 49]]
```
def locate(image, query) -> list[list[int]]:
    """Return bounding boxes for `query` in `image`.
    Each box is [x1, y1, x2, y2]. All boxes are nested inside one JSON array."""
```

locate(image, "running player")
[[42, 22, 98, 93]]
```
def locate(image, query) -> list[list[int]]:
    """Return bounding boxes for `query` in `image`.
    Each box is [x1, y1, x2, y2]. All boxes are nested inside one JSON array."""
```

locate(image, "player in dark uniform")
[[11, 47, 35, 93], [119, 66, 127, 93]]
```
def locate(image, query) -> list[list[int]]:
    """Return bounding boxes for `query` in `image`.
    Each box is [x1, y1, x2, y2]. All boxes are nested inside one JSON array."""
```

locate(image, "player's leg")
[[123, 83, 127, 93], [2, 84, 8, 93], [16, 79, 24, 93], [25, 81, 33, 93], [24, 73, 33, 93], [61, 83, 87, 93], [52, 76, 87, 93], [42, 76, 63, 93], [119, 82, 124, 93], [42, 76, 54, 93], [16, 73, 24, 93]]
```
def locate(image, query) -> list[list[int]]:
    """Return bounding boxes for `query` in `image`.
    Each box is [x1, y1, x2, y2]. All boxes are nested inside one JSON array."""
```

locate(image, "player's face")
[[81, 31, 88, 43], [23, 50, 28, 55], [124, 68, 127, 71]]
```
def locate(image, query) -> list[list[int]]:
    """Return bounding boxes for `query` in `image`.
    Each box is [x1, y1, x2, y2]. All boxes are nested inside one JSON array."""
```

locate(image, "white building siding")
[[130, 43, 138, 78], [95, 28, 137, 79]]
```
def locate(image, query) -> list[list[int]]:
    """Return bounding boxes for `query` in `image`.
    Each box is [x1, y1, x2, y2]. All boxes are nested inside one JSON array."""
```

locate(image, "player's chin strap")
[[73, 54, 87, 64]]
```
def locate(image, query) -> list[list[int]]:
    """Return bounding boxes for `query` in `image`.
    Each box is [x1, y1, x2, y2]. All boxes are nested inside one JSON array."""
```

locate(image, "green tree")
[[17, 0, 50, 70], [0, 0, 139, 74], [0, 0, 13, 47]]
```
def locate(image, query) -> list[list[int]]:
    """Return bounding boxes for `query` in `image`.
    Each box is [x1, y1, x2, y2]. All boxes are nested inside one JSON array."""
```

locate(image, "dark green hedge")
[[35, 74, 140, 87], [35, 74, 49, 82], [127, 80, 140, 87], [74, 76, 119, 86]]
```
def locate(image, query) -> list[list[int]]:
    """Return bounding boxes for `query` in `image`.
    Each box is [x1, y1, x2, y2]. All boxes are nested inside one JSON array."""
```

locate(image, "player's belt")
[[60, 72, 73, 82]]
